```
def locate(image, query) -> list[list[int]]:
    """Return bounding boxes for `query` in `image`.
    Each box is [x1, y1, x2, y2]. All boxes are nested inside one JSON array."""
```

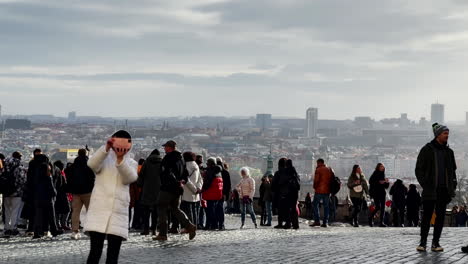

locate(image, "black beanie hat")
[[112, 130, 132, 139]]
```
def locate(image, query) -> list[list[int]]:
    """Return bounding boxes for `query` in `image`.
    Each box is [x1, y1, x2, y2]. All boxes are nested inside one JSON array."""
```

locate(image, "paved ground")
[[1, 215, 468, 264]]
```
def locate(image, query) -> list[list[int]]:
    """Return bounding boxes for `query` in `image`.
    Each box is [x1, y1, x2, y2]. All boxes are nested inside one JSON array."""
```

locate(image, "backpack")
[[0, 165, 17, 196], [329, 168, 341, 195]]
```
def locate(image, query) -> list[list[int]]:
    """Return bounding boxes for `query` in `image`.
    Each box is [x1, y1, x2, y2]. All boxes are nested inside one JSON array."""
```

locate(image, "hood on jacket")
[[146, 153, 162, 164]]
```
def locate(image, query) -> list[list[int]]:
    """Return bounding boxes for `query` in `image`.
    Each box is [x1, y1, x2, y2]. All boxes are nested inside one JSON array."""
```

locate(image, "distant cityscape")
[[1, 103, 468, 203]]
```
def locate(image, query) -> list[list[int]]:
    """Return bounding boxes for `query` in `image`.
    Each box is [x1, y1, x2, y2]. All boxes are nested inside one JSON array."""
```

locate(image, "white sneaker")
[[71, 232, 81, 240], [46, 232, 53, 238]]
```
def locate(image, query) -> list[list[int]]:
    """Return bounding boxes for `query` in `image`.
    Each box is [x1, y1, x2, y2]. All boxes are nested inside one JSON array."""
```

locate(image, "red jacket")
[[314, 164, 332, 194], [202, 177, 223, 201]]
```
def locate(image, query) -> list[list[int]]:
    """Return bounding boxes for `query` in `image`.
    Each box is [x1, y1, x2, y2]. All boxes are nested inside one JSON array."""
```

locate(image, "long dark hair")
[[351, 164, 360, 176], [375, 163, 385, 172]]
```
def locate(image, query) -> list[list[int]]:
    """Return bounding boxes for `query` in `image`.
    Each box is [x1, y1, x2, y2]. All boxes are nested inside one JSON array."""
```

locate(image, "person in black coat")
[[390, 179, 408, 227], [216, 157, 231, 230], [137, 149, 162, 236], [272, 158, 288, 229], [31, 154, 60, 239], [53, 161, 71, 231], [368, 163, 390, 227], [67, 149, 95, 239], [406, 184, 421, 227]]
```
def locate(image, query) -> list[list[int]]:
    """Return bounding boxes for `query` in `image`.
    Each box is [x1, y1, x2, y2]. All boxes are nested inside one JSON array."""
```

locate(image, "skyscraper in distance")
[[306, 107, 318, 138], [431, 103, 444, 124]]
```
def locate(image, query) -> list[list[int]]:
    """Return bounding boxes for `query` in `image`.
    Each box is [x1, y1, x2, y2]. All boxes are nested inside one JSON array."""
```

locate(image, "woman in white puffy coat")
[[181, 152, 203, 227], [85, 131, 138, 264], [236, 167, 257, 229]]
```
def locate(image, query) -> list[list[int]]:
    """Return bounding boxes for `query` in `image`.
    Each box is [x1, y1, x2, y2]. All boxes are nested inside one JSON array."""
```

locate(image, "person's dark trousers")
[[131, 200, 144, 230], [260, 203, 266, 225], [181, 201, 199, 227], [392, 206, 405, 227], [420, 190, 449, 244], [351, 197, 363, 224], [142, 205, 158, 233], [288, 196, 299, 228], [216, 199, 225, 229], [279, 196, 291, 226], [198, 204, 205, 229], [205, 200, 218, 230], [407, 207, 420, 227], [34, 201, 58, 236], [157, 191, 192, 236], [370, 197, 386, 225], [87, 231, 123, 264]]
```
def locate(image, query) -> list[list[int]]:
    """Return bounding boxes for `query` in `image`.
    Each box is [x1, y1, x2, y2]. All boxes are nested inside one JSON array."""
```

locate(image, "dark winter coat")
[[54, 168, 70, 214], [259, 181, 273, 203], [67, 156, 96, 194], [160, 150, 185, 193], [137, 153, 162, 206], [30, 155, 56, 205], [406, 189, 422, 210], [389, 180, 408, 209], [415, 139, 457, 201], [221, 168, 232, 200], [369, 171, 389, 199]]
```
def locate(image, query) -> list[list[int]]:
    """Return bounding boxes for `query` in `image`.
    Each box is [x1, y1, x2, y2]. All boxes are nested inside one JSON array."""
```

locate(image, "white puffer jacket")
[[182, 161, 203, 202], [84, 146, 138, 240], [237, 176, 255, 199]]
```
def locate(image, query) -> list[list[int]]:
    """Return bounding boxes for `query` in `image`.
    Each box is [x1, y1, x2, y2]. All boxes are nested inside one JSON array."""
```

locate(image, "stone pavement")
[[1, 215, 468, 264]]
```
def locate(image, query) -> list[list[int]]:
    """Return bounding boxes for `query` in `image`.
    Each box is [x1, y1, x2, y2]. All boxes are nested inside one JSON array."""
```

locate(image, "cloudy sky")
[[1, 0, 468, 121]]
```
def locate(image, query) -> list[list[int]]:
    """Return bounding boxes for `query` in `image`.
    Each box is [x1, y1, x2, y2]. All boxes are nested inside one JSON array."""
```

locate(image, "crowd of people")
[[1, 122, 468, 262]]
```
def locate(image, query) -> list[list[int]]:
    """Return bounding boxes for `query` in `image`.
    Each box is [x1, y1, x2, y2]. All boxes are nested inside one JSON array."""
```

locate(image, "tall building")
[[431, 103, 444, 124], [255, 114, 272, 131], [306, 107, 318, 138], [68, 111, 77, 120]]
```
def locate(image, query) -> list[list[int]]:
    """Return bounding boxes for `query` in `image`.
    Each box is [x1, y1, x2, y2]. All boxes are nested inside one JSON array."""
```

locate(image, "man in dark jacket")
[[155, 140, 196, 241], [216, 157, 231, 230], [138, 149, 162, 236], [67, 149, 95, 240], [416, 123, 457, 252]]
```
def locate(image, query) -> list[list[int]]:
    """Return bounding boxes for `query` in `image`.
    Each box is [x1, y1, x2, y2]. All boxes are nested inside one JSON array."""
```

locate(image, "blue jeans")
[[313, 193, 330, 224], [240, 201, 256, 225], [265, 201, 272, 225], [216, 199, 225, 229], [206, 200, 218, 230]]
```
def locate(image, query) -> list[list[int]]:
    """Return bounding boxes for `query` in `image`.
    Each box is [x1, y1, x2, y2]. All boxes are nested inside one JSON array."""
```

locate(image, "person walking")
[[368, 163, 390, 227], [415, 123, 457, 253], [237, 167, 257, 229], [85, 131, 138, 264], [347, 165, 369, 227], [154, 140, 196, 241]]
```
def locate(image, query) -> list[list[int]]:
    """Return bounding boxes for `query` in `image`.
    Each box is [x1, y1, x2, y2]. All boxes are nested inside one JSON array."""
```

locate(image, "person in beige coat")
[[85, 130, 138, 264], [236, 167, 257, 229]]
